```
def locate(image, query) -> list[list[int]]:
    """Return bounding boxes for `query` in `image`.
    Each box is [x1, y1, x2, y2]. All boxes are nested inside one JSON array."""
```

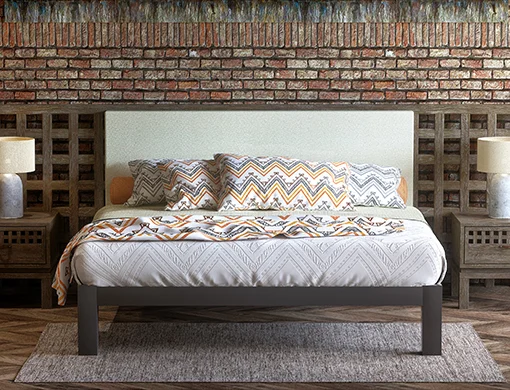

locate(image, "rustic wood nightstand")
[[452, 213, 510, 309], [0, 212, 61, 308]]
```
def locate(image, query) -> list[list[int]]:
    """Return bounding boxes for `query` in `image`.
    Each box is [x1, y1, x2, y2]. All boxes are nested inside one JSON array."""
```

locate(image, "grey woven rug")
[[16, 322, 504, 383]]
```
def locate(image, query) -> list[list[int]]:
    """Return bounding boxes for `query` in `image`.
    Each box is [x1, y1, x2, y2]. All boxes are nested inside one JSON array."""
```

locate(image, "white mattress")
[[72, 206, 446, 288]]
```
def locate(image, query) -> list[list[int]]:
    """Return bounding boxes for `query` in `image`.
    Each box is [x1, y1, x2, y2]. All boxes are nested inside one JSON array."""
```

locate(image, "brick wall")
[[0, 22, 510, 105]]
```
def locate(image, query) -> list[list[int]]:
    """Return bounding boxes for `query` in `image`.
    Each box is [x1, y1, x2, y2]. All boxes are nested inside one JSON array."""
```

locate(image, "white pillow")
[[125, 159, 172, 206], [159, 159, 220, 210], [348, 163, 405, 208], [216, 153, 353, 211]]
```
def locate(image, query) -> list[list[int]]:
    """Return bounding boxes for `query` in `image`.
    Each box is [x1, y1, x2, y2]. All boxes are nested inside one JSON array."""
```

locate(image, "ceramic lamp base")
[[0, 173, 23, 219], [488, 173, 510, 219]]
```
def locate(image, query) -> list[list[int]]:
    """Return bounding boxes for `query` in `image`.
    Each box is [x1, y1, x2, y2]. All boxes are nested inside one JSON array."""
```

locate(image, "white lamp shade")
[[0, 137, 35, 174], [477, 137, 510, 174]]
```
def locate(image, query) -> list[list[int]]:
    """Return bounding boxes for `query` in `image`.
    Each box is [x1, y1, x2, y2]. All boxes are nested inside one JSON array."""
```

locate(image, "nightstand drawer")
[[0, 228, 46, 265], [464, 226, 510, 265]]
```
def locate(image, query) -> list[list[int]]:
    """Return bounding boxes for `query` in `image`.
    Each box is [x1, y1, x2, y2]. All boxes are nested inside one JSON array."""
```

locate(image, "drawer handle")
[[499, 245, 510, 249]]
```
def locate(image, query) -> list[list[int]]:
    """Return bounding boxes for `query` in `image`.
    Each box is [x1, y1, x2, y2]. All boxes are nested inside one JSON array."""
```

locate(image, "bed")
[[62, 110, 445, 356]]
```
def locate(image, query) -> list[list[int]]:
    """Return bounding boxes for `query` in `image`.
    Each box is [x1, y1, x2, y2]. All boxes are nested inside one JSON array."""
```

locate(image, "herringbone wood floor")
[[1, 284, 510, 389]]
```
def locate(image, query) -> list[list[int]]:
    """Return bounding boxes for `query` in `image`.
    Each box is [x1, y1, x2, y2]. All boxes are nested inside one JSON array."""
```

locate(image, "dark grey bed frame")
[[78, 284, 442, 356]]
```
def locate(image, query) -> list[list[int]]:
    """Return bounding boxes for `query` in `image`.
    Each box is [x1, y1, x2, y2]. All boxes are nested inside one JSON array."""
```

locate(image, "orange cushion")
[[110, 176, 134, 205], [110, 175, 408, 206], [397, 176, 408, 205]]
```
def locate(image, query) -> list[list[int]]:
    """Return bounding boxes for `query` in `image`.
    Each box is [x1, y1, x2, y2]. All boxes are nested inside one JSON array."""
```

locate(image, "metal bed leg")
[[421, 285, 442, 356], [78, 285, 99, 355]]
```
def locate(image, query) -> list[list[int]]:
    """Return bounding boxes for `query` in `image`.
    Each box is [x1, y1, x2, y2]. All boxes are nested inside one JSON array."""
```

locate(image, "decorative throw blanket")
[[52, 215, 404, 306]]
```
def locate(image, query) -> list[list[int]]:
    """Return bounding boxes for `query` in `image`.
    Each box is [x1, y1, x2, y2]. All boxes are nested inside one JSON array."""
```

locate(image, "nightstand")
[[452, 213, 510, 309], [0, 212, 61, 308]]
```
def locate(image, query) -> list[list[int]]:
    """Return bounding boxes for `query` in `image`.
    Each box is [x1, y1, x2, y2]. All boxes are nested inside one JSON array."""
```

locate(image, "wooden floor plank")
[[1, 284, 510, 389]]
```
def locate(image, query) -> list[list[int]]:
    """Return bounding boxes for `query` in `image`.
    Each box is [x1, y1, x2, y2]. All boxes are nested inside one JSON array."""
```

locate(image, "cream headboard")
[[104, 110, 414, 205]]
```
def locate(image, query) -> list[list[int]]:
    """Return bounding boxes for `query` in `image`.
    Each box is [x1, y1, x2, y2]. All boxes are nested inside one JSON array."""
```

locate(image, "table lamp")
[[0, 137, 35, 219], [477, 137, 510, 219]]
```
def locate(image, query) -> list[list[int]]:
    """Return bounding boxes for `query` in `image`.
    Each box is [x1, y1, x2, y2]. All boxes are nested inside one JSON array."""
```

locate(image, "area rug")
[[15, 322, 505, 383]]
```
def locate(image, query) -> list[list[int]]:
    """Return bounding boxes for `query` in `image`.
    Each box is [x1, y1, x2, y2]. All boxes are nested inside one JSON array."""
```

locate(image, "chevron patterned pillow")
[[215, 153, 353, 211], [125, 159, 172, 206], [348, 163, 406, 208], [159, 159, 220, 210]]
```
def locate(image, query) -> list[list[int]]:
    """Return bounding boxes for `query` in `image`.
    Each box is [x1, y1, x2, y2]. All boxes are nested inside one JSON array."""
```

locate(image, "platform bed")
[[75, 109, 443, 356], [78, 285, 442, 356]]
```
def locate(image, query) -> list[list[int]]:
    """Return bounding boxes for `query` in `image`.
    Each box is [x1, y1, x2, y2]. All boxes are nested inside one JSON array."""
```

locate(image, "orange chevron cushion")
[[159, 159, 221, 210], [215, 153, 353, 211]]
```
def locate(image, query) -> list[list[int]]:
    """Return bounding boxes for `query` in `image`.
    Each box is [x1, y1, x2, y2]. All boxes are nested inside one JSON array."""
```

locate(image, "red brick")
[[5, 80, 25, 89], [211, 91, 232, 100], [70, 59, 90, 68], [275, 90, 296, 100], [471, 90, 492, 100], [331, 80, 351, 90], [493, 49, 510, 58], [353, 59, 374, 69], [134, 80, 155, 90], [91, 80, 112, 90], [296, 49, 317, 58], [353, 80, 374, 90], [318, 70, 339, 79], [287, 81, 307, 90], [47, 59, 69, 68], [244, 80, 264, 89], [362, 91, 385, 100], [308, 80, 329, 89], [70, 80, 91, 90], [101, 91, 122, 100], [418, 59, 438, 68], [429, 90, 449, 100], [339, 92, 361, 101], [254, 90, 274, 100], [440, 59, 461, 68], [57, 49, 79, 58], [406, 91, 427, 100], [166, 91, 189, 100], [253, 49, 275, 58], [374, 81, 395, 89], [385, 91, 406, 100], [26, 59, 46, 68], [190, 91, 210, 100], [156, 81, 177, 90], [14, 91, 35, 100], [319, 91, 339, 100], [123, 91, 144, 100], [79, 69, 100, 79], [297, 91, 318, 100], [449, 90, 470, 100], [100, 49, 121, 58], [471, 69, 492, 79], [275, 70, 295, 79], [144, 92, 165, 100], [112, 80, 133, 89], [266, 59, 286, 68], [484, 80, 504, 90], [232, 91, 253, 99], [244, 59, 264, 68]]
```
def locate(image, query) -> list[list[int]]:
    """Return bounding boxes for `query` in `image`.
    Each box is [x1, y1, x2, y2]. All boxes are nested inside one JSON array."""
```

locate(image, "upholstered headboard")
[[104, 110, 414, 205]]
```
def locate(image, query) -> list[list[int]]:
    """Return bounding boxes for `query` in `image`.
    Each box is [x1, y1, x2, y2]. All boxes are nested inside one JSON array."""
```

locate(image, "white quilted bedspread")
[[72, 218, 446, 288]]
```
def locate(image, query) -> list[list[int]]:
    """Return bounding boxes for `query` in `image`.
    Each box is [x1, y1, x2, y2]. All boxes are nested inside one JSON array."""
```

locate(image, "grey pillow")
[[348, 163, 406, 209], [125, 159, 172, 206]]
